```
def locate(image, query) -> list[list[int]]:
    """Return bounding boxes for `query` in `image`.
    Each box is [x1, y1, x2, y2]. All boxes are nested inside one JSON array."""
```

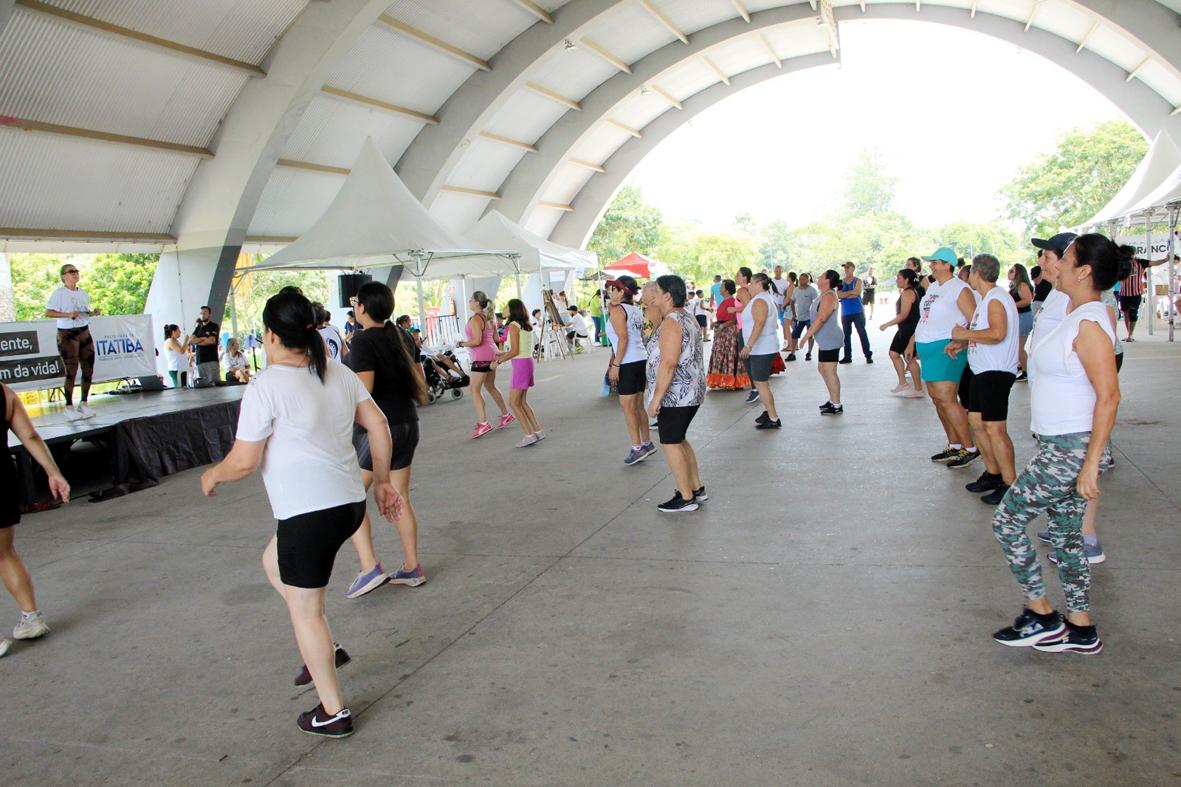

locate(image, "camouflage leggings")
[[991, 432, 1106, 613]]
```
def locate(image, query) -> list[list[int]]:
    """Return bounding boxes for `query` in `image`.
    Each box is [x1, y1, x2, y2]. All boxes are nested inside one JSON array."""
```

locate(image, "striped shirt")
[[1120, 260, 1147, 297]]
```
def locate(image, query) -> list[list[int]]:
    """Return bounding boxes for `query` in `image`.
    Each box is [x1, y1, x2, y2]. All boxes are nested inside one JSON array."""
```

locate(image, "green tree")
[[656, 226, 759, 285], [758, 219, 792, 270], [843, 148, 898, 217], [86, 253, 158, 315], [10, 253, 64, 321], [587, 184, 664, 263], [1000, 120, 1147, 237]]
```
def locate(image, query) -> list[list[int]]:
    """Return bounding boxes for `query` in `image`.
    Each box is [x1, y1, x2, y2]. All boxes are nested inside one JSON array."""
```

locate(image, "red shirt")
[[1120, 260, 1147, 297], [716, 297, 741, 322]]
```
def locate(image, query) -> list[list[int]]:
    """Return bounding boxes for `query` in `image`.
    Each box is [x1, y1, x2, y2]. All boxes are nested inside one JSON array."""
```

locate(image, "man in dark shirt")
[[1031, 265, 1053, 304], [191, 306, 220, 387]]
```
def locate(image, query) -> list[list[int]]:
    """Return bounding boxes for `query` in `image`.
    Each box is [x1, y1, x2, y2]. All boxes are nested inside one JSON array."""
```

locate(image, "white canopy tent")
[[1121, 152, 1181, 342], [1083, 131, 1181, 228], [237, 138, 518, 332]]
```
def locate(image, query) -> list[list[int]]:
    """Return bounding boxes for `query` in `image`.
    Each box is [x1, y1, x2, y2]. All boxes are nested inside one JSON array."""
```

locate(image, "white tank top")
[[914, 277, 972, 343], [1028, 288, 1070, 355], [740, 291, 780, 355], [968, 287, 1020, 375], [605, 303, 646, 365], [165, 342, 188, 372], [1029, 301, 1115, 436]]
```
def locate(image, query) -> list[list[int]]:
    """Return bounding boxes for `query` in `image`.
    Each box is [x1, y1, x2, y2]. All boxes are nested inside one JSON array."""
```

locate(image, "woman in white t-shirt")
[[44, 264, 101, 420], [989, 235, 1125, 656], [201, 291, 401, 739], [223, 338, 251, 384]]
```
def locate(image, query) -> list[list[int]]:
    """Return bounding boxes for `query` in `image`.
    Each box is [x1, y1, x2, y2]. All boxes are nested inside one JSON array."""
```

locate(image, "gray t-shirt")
[[793, 284, 819, 322]]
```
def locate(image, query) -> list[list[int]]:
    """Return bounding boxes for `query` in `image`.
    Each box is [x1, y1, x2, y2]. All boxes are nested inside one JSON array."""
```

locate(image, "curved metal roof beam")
[[545, 2, 1181, 249]]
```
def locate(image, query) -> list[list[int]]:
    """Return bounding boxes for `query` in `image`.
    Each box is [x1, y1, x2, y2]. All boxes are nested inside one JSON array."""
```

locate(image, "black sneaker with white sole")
[[294, 644, 351, 686], [694, 486, 708, 502], [657, 492, 699, 513], [297, 703, 354, 738], [930, 446, 959, 463], [755, 418, 782, 429], [992, 609, 1066, 647], [946, 449, 981, 469], [744, 390, 760, 405], [1032, 621, 1103, 655], [819, 403, 843, 416]]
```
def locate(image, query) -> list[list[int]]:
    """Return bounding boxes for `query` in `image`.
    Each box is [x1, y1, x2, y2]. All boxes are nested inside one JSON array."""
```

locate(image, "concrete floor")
[[3, 322, 1180, 785]]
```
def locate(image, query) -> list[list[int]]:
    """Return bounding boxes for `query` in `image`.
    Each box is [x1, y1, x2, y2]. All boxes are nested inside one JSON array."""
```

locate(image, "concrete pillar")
[[0, 252, 14, 321]]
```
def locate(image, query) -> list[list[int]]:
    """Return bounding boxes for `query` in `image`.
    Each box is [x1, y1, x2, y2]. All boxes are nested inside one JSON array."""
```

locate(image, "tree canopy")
[[843, 148, 898, 217], [586, 184, 664, 264]]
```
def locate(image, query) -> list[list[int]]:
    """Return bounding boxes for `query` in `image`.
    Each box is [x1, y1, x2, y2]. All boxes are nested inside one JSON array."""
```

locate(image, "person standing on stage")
[[202, 290, 401, 737], [45, 264, 101, 420], [191, 306, 221, 387], [1, 383, 69, 658]]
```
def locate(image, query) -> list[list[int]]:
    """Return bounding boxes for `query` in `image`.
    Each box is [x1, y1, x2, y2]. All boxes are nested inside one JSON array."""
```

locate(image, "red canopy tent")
[[603, 251, 659, 279]]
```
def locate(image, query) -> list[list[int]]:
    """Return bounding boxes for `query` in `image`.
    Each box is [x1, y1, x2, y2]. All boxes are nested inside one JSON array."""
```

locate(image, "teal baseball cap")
[[922, 246, 958, 266]]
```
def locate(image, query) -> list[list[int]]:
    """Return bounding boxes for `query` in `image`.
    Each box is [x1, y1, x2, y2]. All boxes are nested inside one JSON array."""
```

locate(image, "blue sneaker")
[[1048, 543, 1106, 565], [389, 565, 427, 587], [345, 563, 388, 599]]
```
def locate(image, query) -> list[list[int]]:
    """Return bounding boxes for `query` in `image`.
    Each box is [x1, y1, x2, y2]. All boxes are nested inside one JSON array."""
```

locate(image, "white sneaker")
[[64, 406, 86, 422], [905, 389, 926, 399], [13, 611, 50, 640], [77, 402, 96, 419], [889, 383, 909, 394], [0, 637, 10, 658]]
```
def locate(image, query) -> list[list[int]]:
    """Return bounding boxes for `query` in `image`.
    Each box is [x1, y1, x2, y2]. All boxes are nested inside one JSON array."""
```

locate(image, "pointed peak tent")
[[468, 210, 597, 274], [602, 252, 666, 279], [1083, 131, 1181, 228]]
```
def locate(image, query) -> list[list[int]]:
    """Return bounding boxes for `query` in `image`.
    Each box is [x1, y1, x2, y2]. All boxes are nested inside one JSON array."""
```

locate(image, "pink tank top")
[[467, 316, 496, 362]]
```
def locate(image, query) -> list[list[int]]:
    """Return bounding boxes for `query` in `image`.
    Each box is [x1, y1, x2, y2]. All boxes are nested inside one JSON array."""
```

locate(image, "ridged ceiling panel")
[[534, 48, 621, 103], [1030, 0, 1094, 41], [484, 90, 570, 146], [709, 39, 777, 78], [0, 7, 248, 147], [659, 59, 724, 99], [326, 23, 476, 116], [570, 123, 635, 166], [658, 0, 745, 37], [542, 165, 596, 205], [391, 0, 541, 61], [1136, 61, 1181, 109], [589, 2, 678, 66], [280, 95, 425, 170], [0, 130, 195, 233], [248, 168, 344, 237], [447, 139, 529, 193], [1086, 24, 1152, 72], [764, 21, 832, 58], [612, 91, 674, 131], [428, 190, 491, 235], [523, 207, 564, 240], [43, 0, 307, 63]]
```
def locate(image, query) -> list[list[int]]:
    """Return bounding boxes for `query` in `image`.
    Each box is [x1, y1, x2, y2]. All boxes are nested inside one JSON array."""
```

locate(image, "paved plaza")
[[3, 328, 1179, 785]]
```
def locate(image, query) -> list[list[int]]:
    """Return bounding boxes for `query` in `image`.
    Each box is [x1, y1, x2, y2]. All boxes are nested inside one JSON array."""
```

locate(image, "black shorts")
[[276, 500, 366, 589], [968, 370, 1016, 422], [1116, 352, 1124, 374], [889, 328, 914, 355], [470, 360, 493, 373], [354, 420, 419, 472], [1118, 294, 1142, 322], [745, 353, 774, 383], [617, 360, 646, 396], [791, 320, 810, 339], [695, 314, 708, 328], [657, 404, 699, 445], [817, 348, 839, 363], [958, 366, 973, 409]]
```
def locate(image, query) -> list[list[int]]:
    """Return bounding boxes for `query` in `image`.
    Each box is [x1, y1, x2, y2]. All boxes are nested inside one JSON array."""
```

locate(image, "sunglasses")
[[64, 269, 79, 274]]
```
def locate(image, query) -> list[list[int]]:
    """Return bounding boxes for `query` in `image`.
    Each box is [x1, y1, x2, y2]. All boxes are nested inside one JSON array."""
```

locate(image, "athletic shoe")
[[965, 472, 1003, 493], [1015, 371, 1028, 382], [785, 352, 797, 362], [755, 418, 782, 429], [515, 434, 539, 448], [804, 353, 811, 361], [838, 358, 852, 365], [533, 430, 546, 441], [946, 449, 981, 469], [390, 564, 427, 586], [693, 486, 708, 502], [755, 410, 771, 425], [297, 703, 354, 738], [1036, 530, 1052, 545], [992, 609, 1066, 647], [77, 403, 97, 419], [640, 441, 657, 459], [1032, 622, 1103, 655], [930, 446, 959, 463], [345, 563, 389, 599], [866, 355, 874, 364], [294, 644, 351, 686], [904, 388, 926, 398], [889, 383, 909, 394], [471, 421, 493, 439], [979, 485, 1010, 505], [819, 403, 844, 416], [496, 412, 516, 429], [624, 446, 650, 465], [64, 407, 86, 422], [657, 492, 698, 513], [1047, 543, 1107, 566], [12, 611, 49, 640], [744, 390, 760, 405], [0, 637, 10, 658]]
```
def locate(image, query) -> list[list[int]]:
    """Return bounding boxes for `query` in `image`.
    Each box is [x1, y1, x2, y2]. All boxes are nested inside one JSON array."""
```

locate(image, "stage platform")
[[8, 385, 246, 506]]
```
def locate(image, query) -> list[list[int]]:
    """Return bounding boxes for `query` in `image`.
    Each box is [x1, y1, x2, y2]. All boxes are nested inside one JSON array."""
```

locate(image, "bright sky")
[[627, 19, 1128, 230]]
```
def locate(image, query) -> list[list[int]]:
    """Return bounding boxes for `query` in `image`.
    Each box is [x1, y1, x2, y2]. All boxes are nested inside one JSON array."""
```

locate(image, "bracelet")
[[611, 363, 621, 367]]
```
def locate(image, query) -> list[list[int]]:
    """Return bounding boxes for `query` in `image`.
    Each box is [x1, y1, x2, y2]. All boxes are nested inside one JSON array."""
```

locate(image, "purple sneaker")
[[345, 563, 388, 599], [389, 565, 427, 587]]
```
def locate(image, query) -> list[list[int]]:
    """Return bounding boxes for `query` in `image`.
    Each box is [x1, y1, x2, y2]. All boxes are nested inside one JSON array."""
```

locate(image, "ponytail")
[[472, 290, 495, 328], [262, 290, 328, 382]]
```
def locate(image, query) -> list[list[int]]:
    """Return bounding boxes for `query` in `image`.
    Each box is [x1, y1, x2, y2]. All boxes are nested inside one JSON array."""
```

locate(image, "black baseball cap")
[[1031, 232, 1077, 257]]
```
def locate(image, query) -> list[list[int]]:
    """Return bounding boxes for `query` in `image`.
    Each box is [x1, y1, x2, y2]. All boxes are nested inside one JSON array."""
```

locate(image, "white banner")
[[1116, 233, 1180, 262], [0, 315, 157, 392]]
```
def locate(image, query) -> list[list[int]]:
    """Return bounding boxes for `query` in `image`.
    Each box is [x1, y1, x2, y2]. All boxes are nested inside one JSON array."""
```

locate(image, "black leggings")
[[57, 327, 95, 404]]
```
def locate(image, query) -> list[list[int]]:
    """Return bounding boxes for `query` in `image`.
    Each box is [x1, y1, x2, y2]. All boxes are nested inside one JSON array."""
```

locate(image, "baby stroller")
[[422, 349, 469, 403]]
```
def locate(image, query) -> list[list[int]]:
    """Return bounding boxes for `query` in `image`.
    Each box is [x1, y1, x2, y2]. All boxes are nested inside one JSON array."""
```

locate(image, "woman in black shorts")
[[202, 290, 401, 738], [343, 282, 429, 599], [1, 383, 70, 658], [879, 268, 923, 397]]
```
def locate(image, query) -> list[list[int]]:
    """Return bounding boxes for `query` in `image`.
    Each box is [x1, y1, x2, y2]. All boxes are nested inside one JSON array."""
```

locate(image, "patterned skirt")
[[706, 322, 750, 390]]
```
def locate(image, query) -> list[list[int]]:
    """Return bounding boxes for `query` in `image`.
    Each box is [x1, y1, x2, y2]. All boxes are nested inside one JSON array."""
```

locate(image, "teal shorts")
[[917, 339, 967, 383]]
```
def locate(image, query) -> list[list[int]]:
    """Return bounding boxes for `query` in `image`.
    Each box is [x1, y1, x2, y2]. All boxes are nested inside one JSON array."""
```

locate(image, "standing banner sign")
[[0, 315, 157, 392]]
